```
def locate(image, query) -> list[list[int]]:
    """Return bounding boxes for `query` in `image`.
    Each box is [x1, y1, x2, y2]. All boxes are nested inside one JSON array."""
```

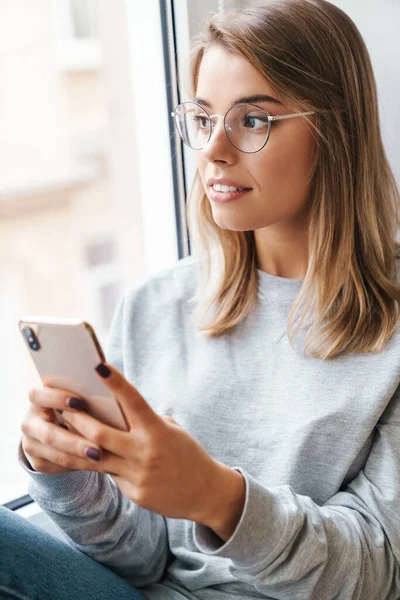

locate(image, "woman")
[[2, 1, 400, 599]]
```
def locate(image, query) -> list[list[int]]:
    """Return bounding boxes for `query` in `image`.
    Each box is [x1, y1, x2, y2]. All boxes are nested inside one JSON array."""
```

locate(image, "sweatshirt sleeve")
[[17, 291, 172, 589], [193, 382, 400, 600]]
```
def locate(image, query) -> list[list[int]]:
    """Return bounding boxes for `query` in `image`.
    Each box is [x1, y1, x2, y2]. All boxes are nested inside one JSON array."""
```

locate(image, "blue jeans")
[[0, 505, 146, 600]]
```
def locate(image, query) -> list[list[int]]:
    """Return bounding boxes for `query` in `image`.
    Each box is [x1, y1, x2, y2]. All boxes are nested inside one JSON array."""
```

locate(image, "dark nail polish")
[[67, 397, 85, 410], [56, 409, 63, 414], [59, 424, 68, 430], [95, 363, 111, 378], [86, 447, 101, 461]]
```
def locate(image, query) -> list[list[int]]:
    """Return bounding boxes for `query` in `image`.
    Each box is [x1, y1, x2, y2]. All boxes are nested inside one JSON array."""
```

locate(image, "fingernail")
[[67, 397, 85, 410], [86, 447, 101, 461], [56, 409, 63, 414], [95, 363, 111, 378], [59, 424, 69, 430]]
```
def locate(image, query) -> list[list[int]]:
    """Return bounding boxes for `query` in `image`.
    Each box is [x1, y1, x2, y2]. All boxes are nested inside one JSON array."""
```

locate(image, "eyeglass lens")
[[174, 102, 271, 153]]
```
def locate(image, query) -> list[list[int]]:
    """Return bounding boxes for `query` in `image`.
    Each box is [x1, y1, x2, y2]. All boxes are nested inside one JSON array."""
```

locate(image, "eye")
[[192, 115, 209, 130], [242, 114, 269, 131]]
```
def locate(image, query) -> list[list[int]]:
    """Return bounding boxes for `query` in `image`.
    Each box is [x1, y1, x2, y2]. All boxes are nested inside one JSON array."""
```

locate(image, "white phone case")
[[19, 316, 129, 433]]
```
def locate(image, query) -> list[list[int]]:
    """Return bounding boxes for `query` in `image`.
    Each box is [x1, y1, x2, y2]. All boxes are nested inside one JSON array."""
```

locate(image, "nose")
[[208, 114, 225, 140], [200, 114, 236, 161]]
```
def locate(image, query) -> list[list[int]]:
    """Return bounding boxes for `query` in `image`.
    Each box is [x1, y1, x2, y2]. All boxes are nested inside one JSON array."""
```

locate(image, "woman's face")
[[196, 44, 316, 233]]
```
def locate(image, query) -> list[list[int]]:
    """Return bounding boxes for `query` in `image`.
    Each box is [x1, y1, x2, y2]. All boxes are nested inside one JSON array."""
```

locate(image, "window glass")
[[70, 0, 98, 39], [1, 0, 177, 506]]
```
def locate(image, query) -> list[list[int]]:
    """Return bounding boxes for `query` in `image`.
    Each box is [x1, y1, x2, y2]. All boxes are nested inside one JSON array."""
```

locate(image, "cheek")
[[254, 128, 315, 193], [197, 156, 207, 185]]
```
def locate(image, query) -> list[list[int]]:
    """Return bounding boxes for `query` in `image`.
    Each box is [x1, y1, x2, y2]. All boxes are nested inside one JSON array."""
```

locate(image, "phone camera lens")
[[23, 327, 40, 351]]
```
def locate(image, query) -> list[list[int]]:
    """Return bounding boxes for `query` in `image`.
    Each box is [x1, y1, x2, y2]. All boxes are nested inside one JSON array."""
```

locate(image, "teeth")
[[213, 184, 244, 192]]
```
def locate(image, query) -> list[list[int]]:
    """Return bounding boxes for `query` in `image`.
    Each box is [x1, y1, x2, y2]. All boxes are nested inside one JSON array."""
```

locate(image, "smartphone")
[[19, 316, 130, 433]]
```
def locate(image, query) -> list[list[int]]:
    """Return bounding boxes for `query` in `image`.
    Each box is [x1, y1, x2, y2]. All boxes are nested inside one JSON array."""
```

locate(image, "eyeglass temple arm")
[[171, 110, 315, 120], [269, 111, 315, 121]]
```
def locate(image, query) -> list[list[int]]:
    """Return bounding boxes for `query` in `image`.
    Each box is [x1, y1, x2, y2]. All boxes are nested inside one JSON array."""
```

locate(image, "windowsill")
[[15, 500, 42, 520], [15, 501, 66, 541]]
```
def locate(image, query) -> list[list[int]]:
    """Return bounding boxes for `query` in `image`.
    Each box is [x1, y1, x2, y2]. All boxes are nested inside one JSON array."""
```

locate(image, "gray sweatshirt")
[[18, 253, 400, 600]]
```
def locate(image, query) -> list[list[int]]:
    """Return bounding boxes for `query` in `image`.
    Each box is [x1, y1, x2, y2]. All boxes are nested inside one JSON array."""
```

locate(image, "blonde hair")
[[184, 0, 400, 360]]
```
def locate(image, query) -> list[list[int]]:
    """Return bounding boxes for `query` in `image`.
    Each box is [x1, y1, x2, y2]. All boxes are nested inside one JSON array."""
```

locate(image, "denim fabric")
[[0, 505, 146, 600]]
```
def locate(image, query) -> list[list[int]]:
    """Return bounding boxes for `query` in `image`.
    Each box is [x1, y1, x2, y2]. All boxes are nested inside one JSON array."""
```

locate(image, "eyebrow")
[[194, 94, 284, 107]]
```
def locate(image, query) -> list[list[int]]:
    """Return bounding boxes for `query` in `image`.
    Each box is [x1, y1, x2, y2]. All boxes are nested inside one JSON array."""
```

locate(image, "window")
[[1, 0, 180, 507], [70, 0, 98, 40], [51, 0, 102, 71], [81, 237, 124, 342]]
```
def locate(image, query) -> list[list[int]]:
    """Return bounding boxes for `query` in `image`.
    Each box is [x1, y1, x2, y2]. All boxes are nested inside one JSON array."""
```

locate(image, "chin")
[[211, 214, 257, 232]]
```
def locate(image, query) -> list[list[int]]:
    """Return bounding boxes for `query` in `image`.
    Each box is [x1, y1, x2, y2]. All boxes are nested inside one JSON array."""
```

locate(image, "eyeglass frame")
[[171, 101, 315, 154]]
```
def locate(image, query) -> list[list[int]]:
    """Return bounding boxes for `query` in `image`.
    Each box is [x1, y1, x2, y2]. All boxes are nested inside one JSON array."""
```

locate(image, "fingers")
[[21, 418, 121, 475], [28, 386, 86, 412], [22, 434, 94, 473], [21, 415, 102, 463], [94, 362, 160, 429], [61, 409, 134, 458], [23, 389, 124, 476]]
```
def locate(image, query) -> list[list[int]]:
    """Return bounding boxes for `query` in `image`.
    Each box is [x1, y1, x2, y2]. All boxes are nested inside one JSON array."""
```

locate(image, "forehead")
[[196, 44, 278, 103]]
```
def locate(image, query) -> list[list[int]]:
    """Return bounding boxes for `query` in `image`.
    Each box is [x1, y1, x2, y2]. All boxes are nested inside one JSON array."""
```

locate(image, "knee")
[[0, 505, 20, 537], [0, 505, 40, 560]]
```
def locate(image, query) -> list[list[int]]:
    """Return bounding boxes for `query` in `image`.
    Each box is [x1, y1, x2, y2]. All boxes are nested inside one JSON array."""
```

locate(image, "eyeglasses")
[[171, 101, 315, 154]]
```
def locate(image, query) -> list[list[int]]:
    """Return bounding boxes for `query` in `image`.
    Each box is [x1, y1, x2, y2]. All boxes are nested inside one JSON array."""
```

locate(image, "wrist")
[[198, 460, 246, 542]]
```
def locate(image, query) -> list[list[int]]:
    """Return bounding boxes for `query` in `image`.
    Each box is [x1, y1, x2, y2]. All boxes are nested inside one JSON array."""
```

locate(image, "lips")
[[206, 177, 252, 189], [208, 187, 251, 203]]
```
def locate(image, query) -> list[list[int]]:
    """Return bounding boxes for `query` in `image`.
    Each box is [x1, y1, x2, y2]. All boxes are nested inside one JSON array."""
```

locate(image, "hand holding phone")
[[20, 389, 104, 474], [20, 324, 225, 524]]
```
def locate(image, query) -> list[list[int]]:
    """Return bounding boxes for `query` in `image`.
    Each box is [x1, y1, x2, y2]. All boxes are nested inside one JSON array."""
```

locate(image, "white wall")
[[329, 0, 400, 186]]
